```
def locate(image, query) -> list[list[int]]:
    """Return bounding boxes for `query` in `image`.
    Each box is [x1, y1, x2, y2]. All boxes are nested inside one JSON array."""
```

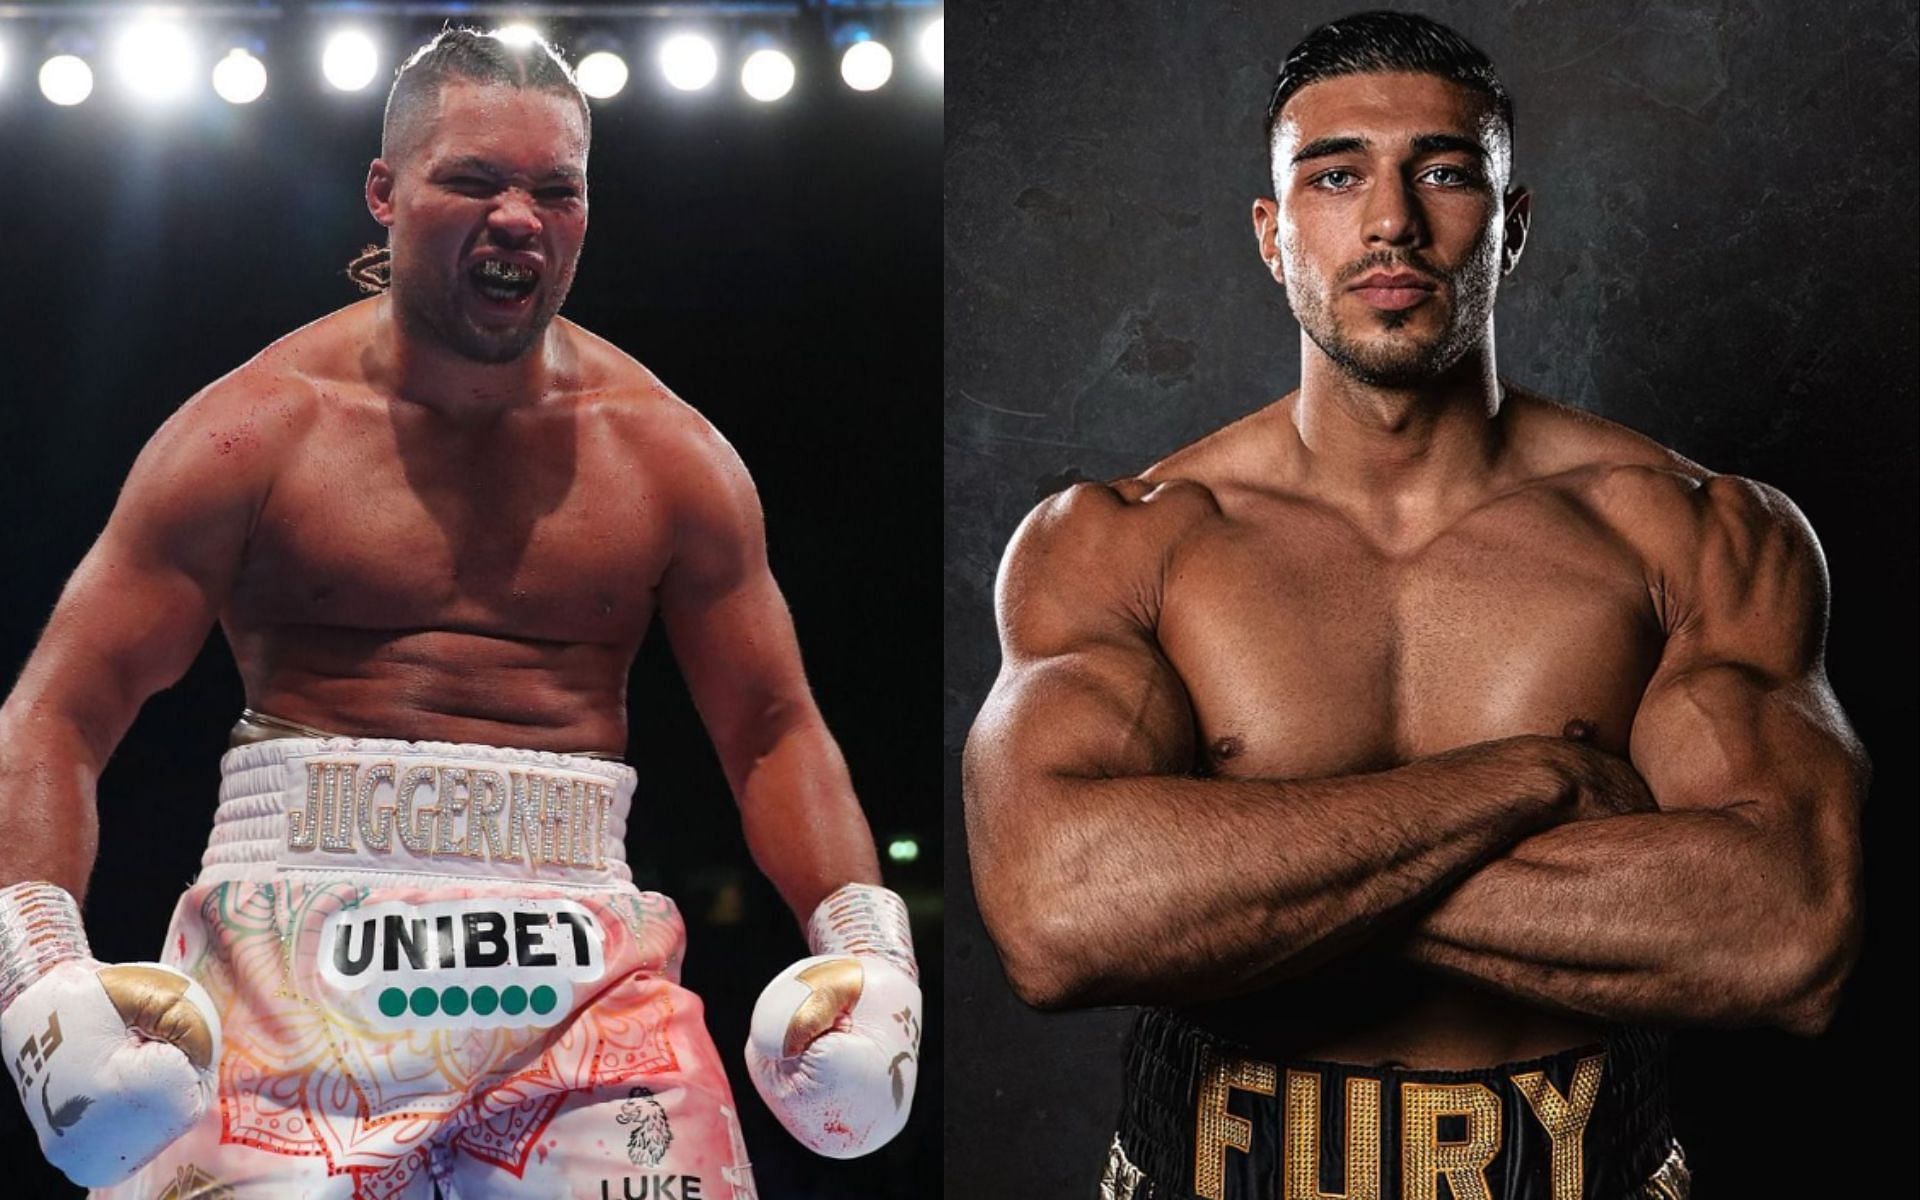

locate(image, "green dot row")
[[377, 984, 558, 1018]]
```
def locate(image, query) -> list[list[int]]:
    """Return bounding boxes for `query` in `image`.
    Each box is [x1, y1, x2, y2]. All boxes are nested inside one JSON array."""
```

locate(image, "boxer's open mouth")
[[470, 259, 538, 303]]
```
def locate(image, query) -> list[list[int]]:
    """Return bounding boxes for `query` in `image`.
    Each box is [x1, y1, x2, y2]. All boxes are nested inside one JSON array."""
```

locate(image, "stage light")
[[576, 50, 628, 100], [921, 18, 943, 74], [114, 18, 196, 102], [659, 33, 718, 92], [321, 30, 378, 92], [40, 55, 94, 107], [740, 48, 795, 103], [887, 838, 921, 864], [840, 38, 893, 92], [493, 24, 543, 50], [211, 47, 266, 104]]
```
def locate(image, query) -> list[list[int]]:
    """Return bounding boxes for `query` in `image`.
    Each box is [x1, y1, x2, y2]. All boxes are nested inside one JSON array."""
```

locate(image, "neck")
[[1288, 333, 1507, 519], [368, 291, 559, 420]]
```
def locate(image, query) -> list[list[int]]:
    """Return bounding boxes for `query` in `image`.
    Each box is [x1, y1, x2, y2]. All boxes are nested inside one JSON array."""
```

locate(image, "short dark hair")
[[1265, 12, 1513, 151], [383, 26, 590, 163], [348, 27, 590, 294]]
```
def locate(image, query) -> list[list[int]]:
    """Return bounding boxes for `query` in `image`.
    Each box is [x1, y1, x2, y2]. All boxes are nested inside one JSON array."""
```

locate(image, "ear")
[[1252, 197, 1285, 285], [1500, 185, 1531, 276], [366, 158, 397, 228]]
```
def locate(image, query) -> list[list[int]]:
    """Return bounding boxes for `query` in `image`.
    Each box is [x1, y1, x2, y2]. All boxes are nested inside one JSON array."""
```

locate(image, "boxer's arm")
[[1404, 478, 1864, 1035], [966, 482, 1598, 1010], [657, 423, 881, 928], [0, 381, 272, 898]]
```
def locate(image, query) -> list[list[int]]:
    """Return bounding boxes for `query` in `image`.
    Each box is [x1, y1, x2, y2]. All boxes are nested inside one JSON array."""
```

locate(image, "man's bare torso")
[[1103, 388, 1710, 1067], [208, 299, 707, 755]]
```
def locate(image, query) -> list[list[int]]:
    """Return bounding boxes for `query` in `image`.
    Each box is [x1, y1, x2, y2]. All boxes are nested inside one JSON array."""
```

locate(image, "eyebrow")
[[1289, 132, 1489, 166], [442, 156, 585, 185]]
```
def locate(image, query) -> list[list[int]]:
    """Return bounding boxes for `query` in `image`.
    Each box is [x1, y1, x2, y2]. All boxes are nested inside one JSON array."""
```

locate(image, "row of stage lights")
[[4, 17, 942, 108]]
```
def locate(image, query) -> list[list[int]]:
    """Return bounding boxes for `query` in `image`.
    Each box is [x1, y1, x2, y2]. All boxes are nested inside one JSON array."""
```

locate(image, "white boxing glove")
[[0, 882, 221, 1188], [746, 882, 921, 1159]]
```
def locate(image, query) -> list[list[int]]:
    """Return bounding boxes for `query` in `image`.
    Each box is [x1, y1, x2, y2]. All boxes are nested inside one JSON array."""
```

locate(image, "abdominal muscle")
[[230, 623, 636, 758]]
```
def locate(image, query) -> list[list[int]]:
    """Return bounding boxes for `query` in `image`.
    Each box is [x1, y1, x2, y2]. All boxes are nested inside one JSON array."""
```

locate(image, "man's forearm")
[[1403, 806, 1845, 1032], [0, 705, 105, 899], [970, 736, 1576, 1009], [734, 711, 883, 930]]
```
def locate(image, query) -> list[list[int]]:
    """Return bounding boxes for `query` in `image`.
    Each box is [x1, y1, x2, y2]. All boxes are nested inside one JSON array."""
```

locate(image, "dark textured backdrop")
[[946, 1, 1918, 1194], [0, 18, 939, 1198]]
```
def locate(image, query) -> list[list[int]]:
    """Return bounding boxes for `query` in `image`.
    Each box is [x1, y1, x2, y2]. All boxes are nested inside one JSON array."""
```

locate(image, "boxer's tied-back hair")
[[1265, 11, 1513, 168], [347, 26, 590, 294]]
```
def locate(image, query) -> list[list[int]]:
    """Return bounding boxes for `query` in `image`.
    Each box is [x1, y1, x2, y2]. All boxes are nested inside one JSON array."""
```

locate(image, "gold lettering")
[[289, 757, 618, 872], [433, 768, 468, 856], [1400, 1082, 1501, 1200], [543, 774, 572, 865], [396, 765, 435, 853], [288, 764, 321, 851], [1193, 1049, 1276, 1200], [357, 762, 395, 851], [467, 770, 507, 860], [570, 782, 596, 866], [319, 763, 357, 852], [507, 771, 540, 864], [593, 784, 612, 868], [1283, 1069, 1379, 1199], [1512, 1054, 1604, 1200]]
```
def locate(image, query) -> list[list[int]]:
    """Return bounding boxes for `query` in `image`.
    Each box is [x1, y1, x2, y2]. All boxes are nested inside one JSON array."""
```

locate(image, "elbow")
[[1759, 888, 1861, 1038], [974, 874, 1107, 1012], [995, 910, 1103, 1012]]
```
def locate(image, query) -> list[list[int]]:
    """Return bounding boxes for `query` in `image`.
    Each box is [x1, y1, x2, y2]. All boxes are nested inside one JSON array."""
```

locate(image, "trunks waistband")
[[229, 708, 627, 761], [1113, 1007, 1681, 1200], [202, 736, 636, 887]]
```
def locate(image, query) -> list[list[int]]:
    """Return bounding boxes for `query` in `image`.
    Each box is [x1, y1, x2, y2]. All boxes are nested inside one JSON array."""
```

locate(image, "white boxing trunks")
[[93, 736, 758, 1200]]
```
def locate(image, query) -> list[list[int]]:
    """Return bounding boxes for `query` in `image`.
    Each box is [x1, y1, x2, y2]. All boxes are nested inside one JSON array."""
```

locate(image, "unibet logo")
[[318, 897, 606, 1029]]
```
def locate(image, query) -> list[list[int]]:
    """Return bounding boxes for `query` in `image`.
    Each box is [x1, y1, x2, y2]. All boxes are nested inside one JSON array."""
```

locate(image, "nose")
[[1362, 175, 1424, 248], [488, 188, 542, 242]]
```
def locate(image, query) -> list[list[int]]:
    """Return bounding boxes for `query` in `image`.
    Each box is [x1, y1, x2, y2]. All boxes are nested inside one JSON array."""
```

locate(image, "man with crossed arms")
[[967, 12, 1862, 1200]]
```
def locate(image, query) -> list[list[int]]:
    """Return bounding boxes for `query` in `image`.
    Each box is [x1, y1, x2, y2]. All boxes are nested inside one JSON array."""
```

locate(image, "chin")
[[458, 307, 561, 364], [458, 331, 543, 365]]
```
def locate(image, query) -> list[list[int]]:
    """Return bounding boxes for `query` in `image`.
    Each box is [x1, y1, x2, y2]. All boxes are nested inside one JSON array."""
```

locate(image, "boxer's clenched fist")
[[745, 883, 921, 1158], [0, 882, 221, 1188]]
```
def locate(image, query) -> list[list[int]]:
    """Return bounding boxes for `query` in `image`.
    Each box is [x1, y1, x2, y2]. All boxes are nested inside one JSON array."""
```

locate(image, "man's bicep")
[[973, 639, 1197, 793], [1628, 476, 1865, 818], [17, 539, 221, 750], [655, 451, 817, 777], [10, 412, 258, 754], [972, 482, 1202, 787], [661, 562, 813, 743]]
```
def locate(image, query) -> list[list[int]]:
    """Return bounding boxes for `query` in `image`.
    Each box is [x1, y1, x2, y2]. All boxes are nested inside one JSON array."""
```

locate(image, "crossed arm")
[[964, 477, 1863, 1034], [655, 417, 882, 929], [1403, 478, 1864, 1034]]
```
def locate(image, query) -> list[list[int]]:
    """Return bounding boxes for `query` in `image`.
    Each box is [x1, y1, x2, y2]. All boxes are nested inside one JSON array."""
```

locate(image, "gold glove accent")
[[97, 966, 215, 1071], [783, 958, 864, 1059]]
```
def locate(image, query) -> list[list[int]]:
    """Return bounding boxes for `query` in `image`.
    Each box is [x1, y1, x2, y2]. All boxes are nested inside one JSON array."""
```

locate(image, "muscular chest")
[[235, 407, 669, 642], [1158, 493, 1663, 776]]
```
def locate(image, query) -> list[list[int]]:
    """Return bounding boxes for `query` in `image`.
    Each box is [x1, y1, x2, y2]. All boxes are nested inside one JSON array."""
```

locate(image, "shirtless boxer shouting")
[[966, 12, 1863, 1199], [0, 29, 917, 1199]]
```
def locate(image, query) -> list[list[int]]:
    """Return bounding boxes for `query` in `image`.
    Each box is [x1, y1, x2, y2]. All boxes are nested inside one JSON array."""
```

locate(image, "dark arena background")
[[946, 1, 1917, 1197], [0, 2, 940, 1197]]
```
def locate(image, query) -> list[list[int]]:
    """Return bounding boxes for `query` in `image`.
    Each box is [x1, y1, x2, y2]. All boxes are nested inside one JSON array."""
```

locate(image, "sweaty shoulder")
[[137, 319, 334, 499], [562, 320, 739, 464], [557, 320, 759, 553]]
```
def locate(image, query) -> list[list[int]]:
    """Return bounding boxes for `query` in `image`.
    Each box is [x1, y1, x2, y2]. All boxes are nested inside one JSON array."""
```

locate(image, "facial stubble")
[[392, 250, 574, 366], [1286, 233, 1501, 389]]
